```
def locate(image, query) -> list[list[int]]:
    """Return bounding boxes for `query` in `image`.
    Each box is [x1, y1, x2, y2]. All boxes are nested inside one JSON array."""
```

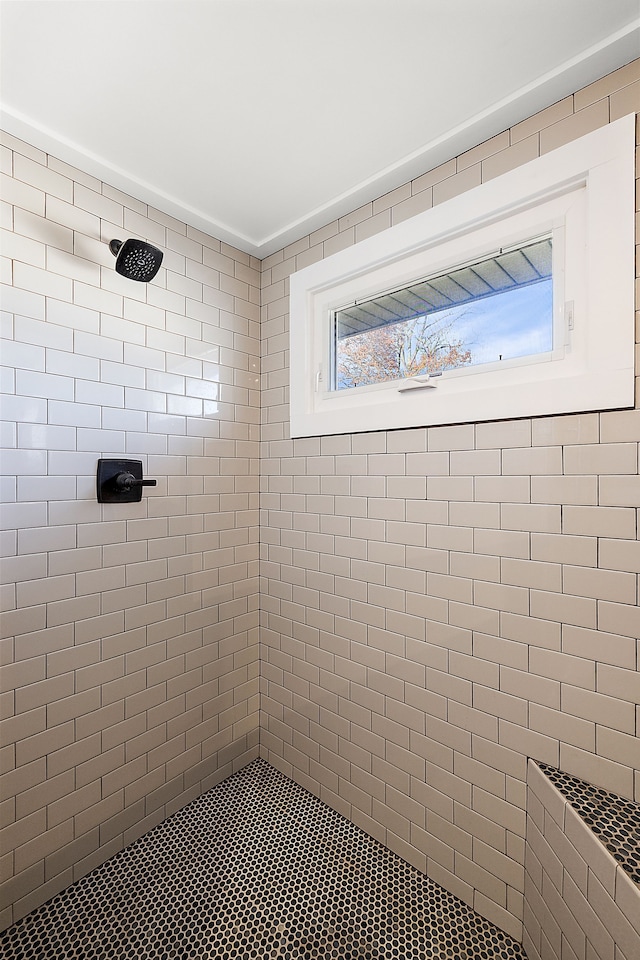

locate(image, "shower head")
[[109, 238, 163, 282]]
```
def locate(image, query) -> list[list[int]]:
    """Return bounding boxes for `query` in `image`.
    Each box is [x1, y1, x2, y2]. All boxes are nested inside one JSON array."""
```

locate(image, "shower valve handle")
[[97, 460, 156, 503], [115, 472, 157, 491]]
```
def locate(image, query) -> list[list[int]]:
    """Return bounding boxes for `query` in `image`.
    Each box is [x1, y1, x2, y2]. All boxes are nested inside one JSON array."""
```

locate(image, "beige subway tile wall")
[[259, 61, 640, 942], [0, 135, 260, 930], [1, 58, 638, 948]]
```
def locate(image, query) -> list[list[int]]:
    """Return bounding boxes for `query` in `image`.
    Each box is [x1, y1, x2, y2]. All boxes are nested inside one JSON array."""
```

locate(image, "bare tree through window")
[[336, 310, 472, 389]]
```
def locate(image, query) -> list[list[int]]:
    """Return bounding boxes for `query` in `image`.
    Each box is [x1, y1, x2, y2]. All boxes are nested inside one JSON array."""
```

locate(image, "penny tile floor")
[[0, 758, 527, 959]]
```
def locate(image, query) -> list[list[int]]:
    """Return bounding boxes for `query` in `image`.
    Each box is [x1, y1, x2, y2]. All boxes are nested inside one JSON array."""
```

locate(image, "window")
[[289, 114, 635, 438], [334, 237, 554, 391]]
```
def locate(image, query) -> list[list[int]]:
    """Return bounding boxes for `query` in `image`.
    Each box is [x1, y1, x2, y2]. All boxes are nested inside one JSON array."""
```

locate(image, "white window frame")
[[289, 114, 636, 438]]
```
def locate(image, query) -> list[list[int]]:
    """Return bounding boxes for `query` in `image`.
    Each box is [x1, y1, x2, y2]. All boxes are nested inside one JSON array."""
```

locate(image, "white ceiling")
[[1, 1, 639, 257]]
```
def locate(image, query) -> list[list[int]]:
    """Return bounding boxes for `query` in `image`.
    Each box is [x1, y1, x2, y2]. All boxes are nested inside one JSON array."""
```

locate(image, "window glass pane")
[[334, 238, 552, 390]]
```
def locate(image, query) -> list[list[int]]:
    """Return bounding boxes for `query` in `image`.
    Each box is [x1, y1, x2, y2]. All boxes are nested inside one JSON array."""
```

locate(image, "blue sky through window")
[[435, 277, 553, 369]]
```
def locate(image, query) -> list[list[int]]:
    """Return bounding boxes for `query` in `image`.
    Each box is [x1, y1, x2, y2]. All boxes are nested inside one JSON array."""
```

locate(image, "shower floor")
[[0, 758, 526, 959]]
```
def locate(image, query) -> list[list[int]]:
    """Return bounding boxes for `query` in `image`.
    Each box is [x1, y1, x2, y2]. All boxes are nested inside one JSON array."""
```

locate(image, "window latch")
[[397, 376, 438, 393], [565, 300, 574, 344]]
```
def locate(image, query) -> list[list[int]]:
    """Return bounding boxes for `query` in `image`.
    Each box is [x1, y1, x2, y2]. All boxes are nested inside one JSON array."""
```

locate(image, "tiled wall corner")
[[259, 60, 640, 943], [524, 760, 640, 960], [0, 134, 261, 930]]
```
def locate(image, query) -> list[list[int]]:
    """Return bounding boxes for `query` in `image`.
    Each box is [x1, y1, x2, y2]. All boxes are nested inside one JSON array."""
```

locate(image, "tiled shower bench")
[[524, 760, 640, 960]]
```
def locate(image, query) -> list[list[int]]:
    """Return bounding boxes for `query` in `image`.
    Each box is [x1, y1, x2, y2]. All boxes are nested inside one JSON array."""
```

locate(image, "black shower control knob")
[[115, 472, 158, 490], [97, 459, 156, 503]]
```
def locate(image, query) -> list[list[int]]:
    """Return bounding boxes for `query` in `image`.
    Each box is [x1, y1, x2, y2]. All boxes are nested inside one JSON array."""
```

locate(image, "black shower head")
[[109, 238, 163, 282]]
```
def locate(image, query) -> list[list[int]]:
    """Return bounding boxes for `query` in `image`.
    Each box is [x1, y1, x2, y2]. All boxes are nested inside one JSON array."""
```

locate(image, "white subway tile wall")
[[0, 136, 260, 929], [0, 58, 639, 945], [259, 60, 640, 943]]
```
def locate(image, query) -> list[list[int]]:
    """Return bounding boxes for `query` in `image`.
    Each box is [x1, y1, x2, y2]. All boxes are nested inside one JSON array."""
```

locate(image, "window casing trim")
[[290, 115, 635, 438]]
